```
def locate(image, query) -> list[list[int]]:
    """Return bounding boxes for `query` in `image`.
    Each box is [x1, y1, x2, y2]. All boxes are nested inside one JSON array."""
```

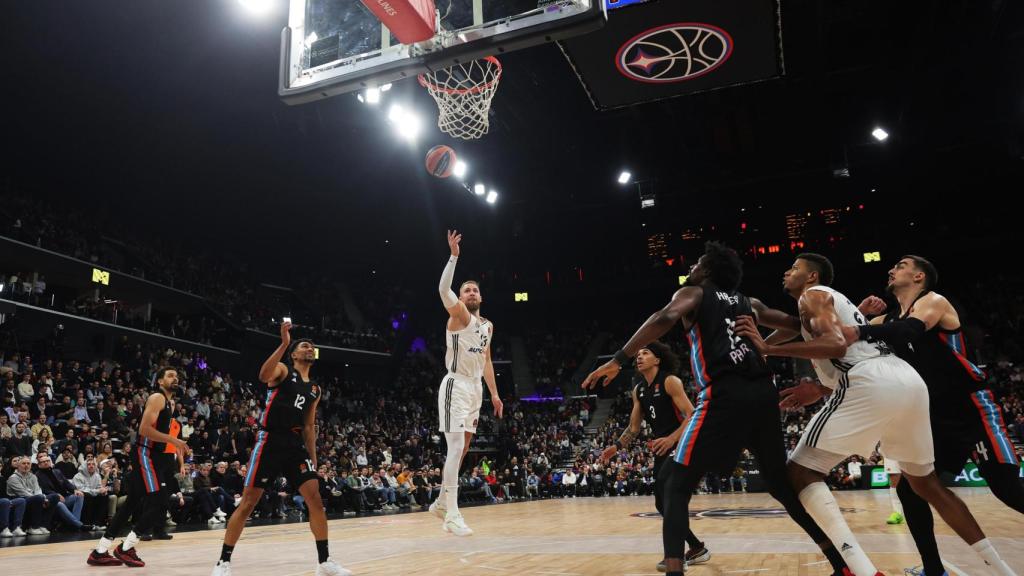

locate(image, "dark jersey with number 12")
[[259, 368, 319, 440]]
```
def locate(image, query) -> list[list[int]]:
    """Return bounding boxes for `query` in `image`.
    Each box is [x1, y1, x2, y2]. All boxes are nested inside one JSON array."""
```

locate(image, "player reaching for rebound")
[[429, 230, 503, 536], [211, 322, 349, 576]]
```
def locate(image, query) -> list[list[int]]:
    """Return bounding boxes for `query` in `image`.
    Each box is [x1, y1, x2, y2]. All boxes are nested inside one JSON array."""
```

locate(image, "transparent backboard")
[[279, 0, 604, 104]]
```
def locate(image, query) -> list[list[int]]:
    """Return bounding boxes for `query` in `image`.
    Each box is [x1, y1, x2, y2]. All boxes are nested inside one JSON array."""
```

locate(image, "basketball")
[[425, 145, 456, 178]]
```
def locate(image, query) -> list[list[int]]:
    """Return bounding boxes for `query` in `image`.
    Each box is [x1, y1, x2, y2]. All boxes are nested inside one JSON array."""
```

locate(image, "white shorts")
[[438, 374, 483, 434], [792, 356, 934, 475]]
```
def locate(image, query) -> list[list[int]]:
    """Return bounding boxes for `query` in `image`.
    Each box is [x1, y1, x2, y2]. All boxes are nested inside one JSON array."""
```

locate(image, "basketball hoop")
[[418, 56, 502, 140]]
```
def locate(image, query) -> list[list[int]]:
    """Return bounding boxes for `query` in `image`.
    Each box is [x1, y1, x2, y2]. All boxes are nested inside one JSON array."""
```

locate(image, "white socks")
[[798, 482, 877, 576], [972, 538, 1017, 576], [123, 531, 139, 551], [96, 536, 113, 554], [443, 432, 466, 516]]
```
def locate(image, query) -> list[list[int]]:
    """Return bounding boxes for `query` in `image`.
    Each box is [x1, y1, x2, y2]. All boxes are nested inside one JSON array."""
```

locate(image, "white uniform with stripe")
[[791, 285, 935, 474], [438, 314, 491, 433]]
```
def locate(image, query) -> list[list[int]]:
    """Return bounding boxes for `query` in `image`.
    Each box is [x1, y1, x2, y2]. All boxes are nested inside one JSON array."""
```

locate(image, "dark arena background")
[[1, 1, 1022, 575]]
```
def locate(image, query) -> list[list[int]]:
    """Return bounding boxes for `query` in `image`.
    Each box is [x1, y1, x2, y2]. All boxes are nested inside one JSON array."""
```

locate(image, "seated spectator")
[[526, 471, 540, 499], [6, 456, 59, 534], [1, 466, 28, 537], [193, 462, 229, 526], [73, 457, 109, 526], [5, 422, 33, 458], [35, 451, 99, 531], [562, 468, 578, 498]]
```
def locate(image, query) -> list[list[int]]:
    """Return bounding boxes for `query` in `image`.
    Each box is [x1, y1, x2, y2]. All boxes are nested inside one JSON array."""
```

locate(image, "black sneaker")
[[684, 543, 711, 565]]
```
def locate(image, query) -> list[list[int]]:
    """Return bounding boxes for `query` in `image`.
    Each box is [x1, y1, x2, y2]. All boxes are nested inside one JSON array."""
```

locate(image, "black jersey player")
[[211, 321, 349, 576]]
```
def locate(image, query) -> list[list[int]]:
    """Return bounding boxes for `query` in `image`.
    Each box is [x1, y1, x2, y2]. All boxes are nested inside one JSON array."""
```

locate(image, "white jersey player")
[[429, 230, 503, 537], [735, 254, 1015, 576]]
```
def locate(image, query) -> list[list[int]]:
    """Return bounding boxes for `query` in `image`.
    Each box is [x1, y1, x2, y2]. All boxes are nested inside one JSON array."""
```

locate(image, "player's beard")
[[466, 301, 480, 313]]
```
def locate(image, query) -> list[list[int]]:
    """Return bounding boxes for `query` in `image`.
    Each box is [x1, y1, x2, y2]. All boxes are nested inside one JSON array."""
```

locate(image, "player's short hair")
[[797, 253, 835, 286], [459, 280, 479, 292], [902, 255, 938, 290], [288, 338, 315, 359], [153, 366, 177, 385], [703, 242, 744, 292]]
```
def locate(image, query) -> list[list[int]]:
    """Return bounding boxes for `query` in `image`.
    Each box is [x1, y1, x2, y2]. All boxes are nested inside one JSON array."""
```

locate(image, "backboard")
[[279, 0, 605, 105]]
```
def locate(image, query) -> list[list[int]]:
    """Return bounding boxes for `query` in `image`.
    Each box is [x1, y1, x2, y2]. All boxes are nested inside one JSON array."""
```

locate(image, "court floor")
[[1, 488, 1021, 575]]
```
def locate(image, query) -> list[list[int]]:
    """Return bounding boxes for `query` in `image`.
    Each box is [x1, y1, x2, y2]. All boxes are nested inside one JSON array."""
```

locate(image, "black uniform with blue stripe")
[[244, 368, 321, 490], [101, 392, 176, 541], [882, 294, 1020, 481], [876, 292, 1024, 576], [672, 282, 774, 471], [661, 282, 837, 565]]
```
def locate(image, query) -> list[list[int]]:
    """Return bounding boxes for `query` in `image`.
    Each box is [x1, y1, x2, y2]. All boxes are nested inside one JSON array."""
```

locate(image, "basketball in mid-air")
[[425, 145, 457, 178]]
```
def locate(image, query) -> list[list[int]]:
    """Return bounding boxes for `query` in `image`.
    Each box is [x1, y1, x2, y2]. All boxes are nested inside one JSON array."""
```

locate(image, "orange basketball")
[[425, 145, 457, 178]]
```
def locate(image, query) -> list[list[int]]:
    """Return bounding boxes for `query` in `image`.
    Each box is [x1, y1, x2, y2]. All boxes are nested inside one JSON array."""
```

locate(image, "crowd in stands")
[[528, 330, 590, 397], [1, 193, 396, 351]]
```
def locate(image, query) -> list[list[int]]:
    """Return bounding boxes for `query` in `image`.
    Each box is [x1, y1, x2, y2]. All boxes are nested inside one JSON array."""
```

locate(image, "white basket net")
[[418, 56, 502, 140]]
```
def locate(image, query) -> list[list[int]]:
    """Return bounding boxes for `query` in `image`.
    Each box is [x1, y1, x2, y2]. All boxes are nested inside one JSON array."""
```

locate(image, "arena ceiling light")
[[473, 183, 486, 196], [453, 161, 468, 179], [618, 171, 632, 184], [387, 104, 420, 141], [486, 191, 498, 204], [871, 127, 889, 142], [237, 0, 273, 14]]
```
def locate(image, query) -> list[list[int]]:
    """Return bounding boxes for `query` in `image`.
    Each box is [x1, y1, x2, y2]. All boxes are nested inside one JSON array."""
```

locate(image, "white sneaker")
[[315, 558, 352, 576], [208, 516, 224, 526], [211, 560, 232, 576], [1, 528, 12, 538], [12, 527, 26, 537], [28, 527, 48, 535], [428, 499, 446, 520], [443, 512, 473, 537], [214, 508, 227, 519]]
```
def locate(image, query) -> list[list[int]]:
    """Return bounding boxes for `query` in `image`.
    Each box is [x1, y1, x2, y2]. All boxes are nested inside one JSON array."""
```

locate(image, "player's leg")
[[745, 390, 849, 576], [654, 454, 706, 565], [885, 376, 1014, 576], [788, 374, 879, 576]]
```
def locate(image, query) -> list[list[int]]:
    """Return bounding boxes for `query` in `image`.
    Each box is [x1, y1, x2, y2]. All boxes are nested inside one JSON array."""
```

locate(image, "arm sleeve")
[[858, 317, 927, 347], [439, 256, 459, 308]]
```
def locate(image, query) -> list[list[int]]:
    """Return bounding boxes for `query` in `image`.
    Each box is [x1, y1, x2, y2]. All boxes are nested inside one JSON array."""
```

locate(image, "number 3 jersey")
[[258, 367, 319, 439]]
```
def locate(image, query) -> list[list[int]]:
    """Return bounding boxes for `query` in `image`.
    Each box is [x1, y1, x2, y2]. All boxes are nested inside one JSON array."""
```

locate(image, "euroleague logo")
[[616, 23, 733, 84]]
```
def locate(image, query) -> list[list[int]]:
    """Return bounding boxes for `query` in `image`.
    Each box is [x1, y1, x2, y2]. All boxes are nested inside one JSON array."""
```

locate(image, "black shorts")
[[243, 430, 319, 490], [671, 375, 780, 473], [933, 388, 1020, 473], [131, 445, 175, 495]]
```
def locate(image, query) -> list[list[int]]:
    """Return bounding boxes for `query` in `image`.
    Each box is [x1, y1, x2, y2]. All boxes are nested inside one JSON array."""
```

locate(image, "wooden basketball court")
[[2, 488, 1020, 575]]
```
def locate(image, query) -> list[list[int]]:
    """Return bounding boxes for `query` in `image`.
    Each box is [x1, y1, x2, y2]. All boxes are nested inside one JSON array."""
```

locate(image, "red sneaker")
[[113, 544, 146, 567], [86, 550, 124, 566]]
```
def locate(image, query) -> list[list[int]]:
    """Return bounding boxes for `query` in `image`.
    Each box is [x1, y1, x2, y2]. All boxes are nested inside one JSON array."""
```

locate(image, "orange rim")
[[418, 56, 502, 95]]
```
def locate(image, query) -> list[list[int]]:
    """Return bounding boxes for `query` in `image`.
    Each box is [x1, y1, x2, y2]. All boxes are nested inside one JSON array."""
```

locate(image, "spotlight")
[[237, 0, 272, 14], [387, 105, 420, 141], [453, 161, 467, 179], [618, 171, 632, 184], [871, 127, 889, 142], [474, 183, 485, 196], [486, 191, 498, 204]]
